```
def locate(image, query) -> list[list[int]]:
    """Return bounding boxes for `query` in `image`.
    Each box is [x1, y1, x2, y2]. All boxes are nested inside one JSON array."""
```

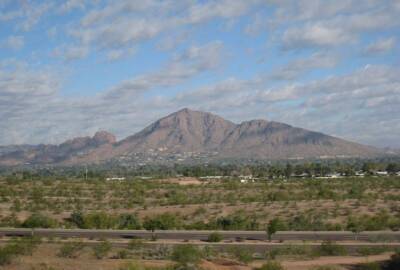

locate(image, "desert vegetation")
[[1, 161, 400, 269], [1, 162, 400, 232]]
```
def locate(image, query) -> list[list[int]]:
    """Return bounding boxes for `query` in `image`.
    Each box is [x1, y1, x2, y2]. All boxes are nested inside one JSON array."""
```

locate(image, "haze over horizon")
[[1, 0, 399, 148]]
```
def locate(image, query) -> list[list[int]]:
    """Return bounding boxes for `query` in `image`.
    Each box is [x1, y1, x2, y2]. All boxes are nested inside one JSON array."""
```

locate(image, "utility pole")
[[85, 165, 88, 181]]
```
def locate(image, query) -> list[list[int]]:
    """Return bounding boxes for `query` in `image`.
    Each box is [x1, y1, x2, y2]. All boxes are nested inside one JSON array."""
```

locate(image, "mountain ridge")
[[0, 109, 387, 166]]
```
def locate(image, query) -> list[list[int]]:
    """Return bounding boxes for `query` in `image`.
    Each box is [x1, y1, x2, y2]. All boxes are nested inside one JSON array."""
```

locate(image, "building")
[[376, 171, 388, 176], [292, 173, 309, 178], [106, 177, 126, 181], [199, 176, 224, 180], [355, 171, 365, 177]]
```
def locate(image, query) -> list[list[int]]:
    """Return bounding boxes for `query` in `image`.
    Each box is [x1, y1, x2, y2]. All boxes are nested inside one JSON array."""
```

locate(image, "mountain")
[[0, 109, 386, 166], [0, 131, 116, 166]]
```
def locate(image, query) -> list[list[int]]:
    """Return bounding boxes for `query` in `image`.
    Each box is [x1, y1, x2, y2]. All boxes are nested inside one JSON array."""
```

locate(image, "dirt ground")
[[252, 254, 392, 270], [155, 177, 204, 185], [2, 244, 393, 270]]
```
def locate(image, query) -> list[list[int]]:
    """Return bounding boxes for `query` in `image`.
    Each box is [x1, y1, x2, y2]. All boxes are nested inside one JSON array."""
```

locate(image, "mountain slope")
[[0, 131, 116, 166], [66, 108, 383, 164], [0, 109, 386, 166], [219, 119, 379, 159], [118, 108, 236, 152]]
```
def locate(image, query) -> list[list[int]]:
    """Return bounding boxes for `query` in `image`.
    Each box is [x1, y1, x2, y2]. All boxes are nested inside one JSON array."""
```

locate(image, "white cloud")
[[64, 0, 264, 59], [268, 1, 400, 50], [269, 52, 339, 80], [364, 37, 396, 55], [17, 1, 53, 31], [104, 41, 225, 99], [0, 0, 399, 148], [168, 64, 400, 147], [1, 60, 399, 147], [53, 45, 89, 61], [58, 0, 86, 13], [282, 23, 355, 49], [1, 35, 24, 50], [47, 26, 57, 38], [0, 9, 22, 21]]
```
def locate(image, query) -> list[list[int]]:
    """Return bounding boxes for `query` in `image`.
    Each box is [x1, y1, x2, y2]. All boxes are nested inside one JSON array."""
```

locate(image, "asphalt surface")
[[1, 228, 400, 242]]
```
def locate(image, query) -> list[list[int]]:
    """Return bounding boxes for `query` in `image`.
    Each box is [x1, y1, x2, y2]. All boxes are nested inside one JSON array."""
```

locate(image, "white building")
[[355, 171, 365, 177], [199, 176, 224, 180], [106, 177, 126, 181]]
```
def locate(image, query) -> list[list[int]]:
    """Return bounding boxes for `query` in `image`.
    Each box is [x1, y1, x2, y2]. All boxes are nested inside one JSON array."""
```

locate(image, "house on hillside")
[[376, 171, 388, 176]]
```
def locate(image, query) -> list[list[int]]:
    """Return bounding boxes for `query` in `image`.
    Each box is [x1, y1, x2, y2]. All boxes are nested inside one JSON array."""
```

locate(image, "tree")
[[207, 232, 223, 242], [284, 163, 293, 179], [362, 162, 376, 175], [267, 218, 284, 241], [387, 163, 400, 174], [386, 251, 400, 270], [347, 217, 364, 241], [69, 211, 85, 228]]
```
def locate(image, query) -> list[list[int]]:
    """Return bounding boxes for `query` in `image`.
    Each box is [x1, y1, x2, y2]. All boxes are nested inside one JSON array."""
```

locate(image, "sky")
[[0, 0, 399, 148]]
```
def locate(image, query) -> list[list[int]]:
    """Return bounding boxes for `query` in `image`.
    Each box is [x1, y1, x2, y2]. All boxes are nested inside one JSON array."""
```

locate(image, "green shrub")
[[316, 241, 347, 256], [7, 236, 42, 256], [207, 232, 223, 242], [266, 245, 314, 259], [230, 247, 253, 264], [119, 262, 145, 270], [360, 262, 381, 270], [22, 213, 57, 228], [0, 247, 13, 266], [0, 237, 41, 265], [143, 213, 182, 231], [311, 266, 339, 270], [118, 214, 141, 230], [258, 261, 285, 270], [93, 240, 112, 259], [116, 250, 129, 259], [57, 242, 85, 258], [84, 212, 116, 229], [127, 239, 144, 250], [357, 246, 389, 256], [171, 244, 202, 265]]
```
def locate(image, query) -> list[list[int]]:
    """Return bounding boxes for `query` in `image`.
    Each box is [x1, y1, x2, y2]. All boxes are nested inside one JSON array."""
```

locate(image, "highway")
[[1, 228, 400, 242]]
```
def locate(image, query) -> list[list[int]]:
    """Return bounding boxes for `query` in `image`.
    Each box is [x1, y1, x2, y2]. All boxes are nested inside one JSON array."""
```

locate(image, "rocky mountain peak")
[[93, 131, 116, 144]]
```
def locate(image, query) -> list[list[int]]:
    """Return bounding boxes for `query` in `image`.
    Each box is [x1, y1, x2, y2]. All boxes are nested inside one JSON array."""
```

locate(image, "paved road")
[[1, 228, 400, 242]]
